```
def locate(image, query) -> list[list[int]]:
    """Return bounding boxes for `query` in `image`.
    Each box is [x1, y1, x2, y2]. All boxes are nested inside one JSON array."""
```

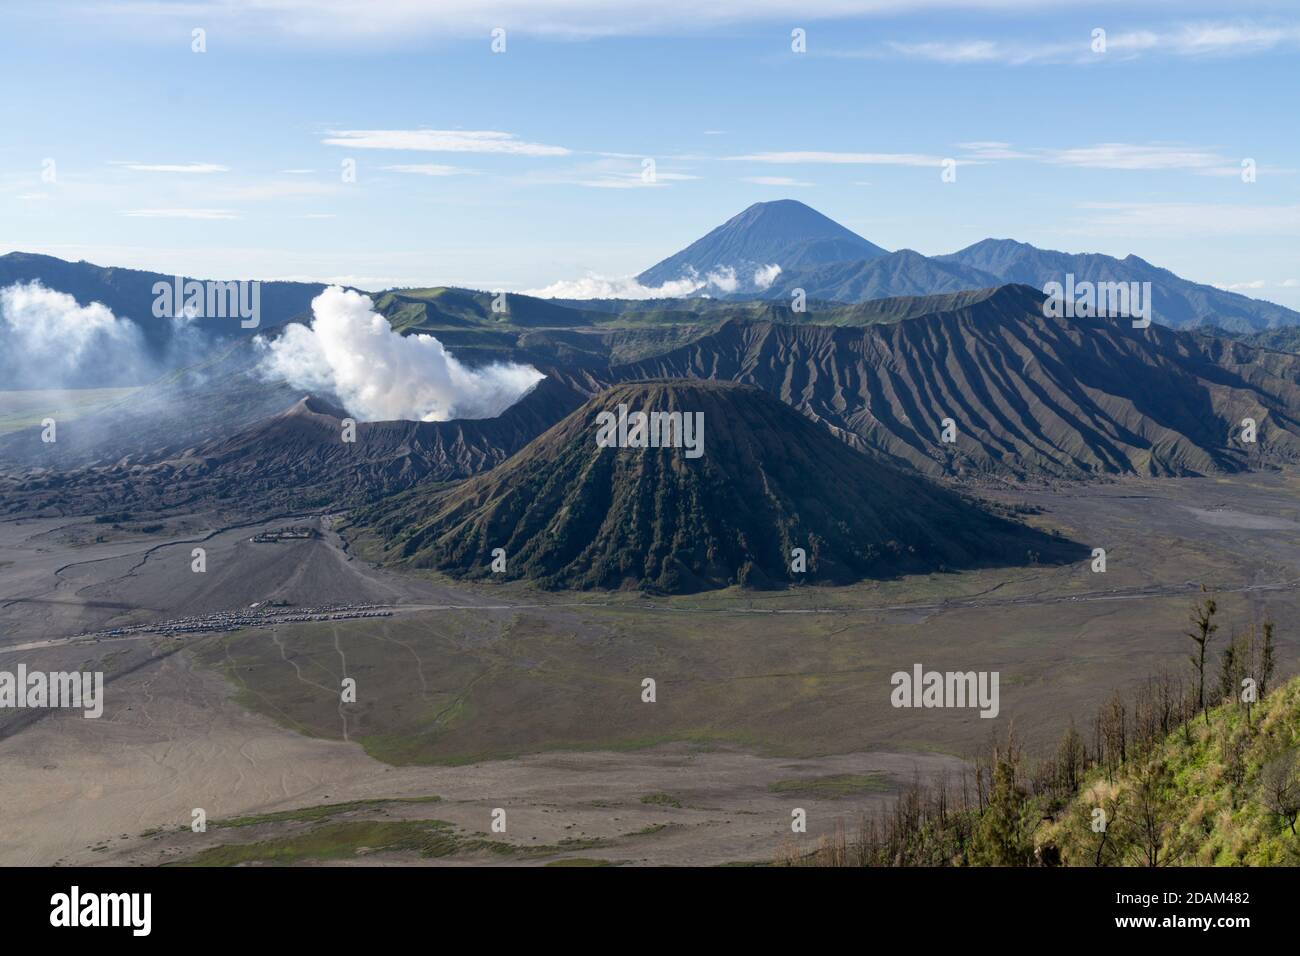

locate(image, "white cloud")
[[879, 22, 1300, 65], [728, 150, 946, 166], [1171, 22, 1300, 56], [886, 39, 1009, 63], [122, 208, 239, 219], [516, 158, 698, 189], [957, 141, 1031, 160], [380, 164, 473, 176], [753, 264, 782, 290], [708, 266, 738, 293], [945, 141, 1287, 176], [260, 286, 544, 422], [524, 266, 743, 300], [1214, 278, 1300, 291], [321, 129, 570, 156], [1043, 143, 1230, 171], [117, 162, 230, 174], [742, 175, 813, 186], [719, 140, 1269, 176], [61, 1, 1118, 44], [580, 171, 697, 188]]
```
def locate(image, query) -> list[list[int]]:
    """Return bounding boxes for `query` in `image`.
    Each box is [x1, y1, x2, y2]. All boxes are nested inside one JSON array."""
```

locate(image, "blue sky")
[[2, 1, 1298, 307]]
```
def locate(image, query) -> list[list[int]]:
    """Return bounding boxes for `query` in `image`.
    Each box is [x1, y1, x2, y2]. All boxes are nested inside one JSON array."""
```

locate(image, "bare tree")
[[1258, 750, 1300, 836], [1100, 690, 1127, 781], [1260, 620, 1276, 697], [1187, 588, 1218, 724], [1124, 759, 1182, 867]]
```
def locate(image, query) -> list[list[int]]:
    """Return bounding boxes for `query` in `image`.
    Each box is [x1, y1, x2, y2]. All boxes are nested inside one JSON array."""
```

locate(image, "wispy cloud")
[[876, 21, 1300, 66], [742, 175, 813, 186], [727, 150, 946, 166], [321, 129, 570, 156], [115, 162, 230, 174], [1213, 278, 1300, 293], [60, 1, 1133, 44], [1043, 143, 1231, 171], [957, 141, 1031, 161], [517, 157, 698, 189], [582, 171, 697, 188], [380, 163, 474, 176], [122, 208, 239, 220]]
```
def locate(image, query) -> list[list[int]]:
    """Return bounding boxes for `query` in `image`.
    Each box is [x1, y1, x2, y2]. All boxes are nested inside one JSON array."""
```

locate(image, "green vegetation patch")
[[768, 773, 892, 799], [214, 796, 442, 829], [545, 858, 616, 867], [640, 793, 683, 808], [173, 819, 462, 866]]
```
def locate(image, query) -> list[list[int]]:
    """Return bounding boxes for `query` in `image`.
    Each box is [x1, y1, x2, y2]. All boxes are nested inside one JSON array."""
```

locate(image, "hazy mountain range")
[[635, 200, 1300, 331], [5, 200, 1296, 353]]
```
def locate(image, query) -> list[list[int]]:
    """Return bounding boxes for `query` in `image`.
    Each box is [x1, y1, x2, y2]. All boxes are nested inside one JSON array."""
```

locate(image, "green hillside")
[[781, 601, 1298, 867], [1044, 673, 1300, 866]]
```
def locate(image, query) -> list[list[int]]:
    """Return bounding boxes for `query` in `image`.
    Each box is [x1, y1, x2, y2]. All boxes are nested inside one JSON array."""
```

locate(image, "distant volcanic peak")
[[724, 199, 873, 242], [636, 199, 887, 289], [357, 377, 1080, 593]]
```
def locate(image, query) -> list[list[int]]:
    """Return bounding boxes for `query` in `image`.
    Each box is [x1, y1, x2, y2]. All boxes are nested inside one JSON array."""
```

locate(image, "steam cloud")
[[0, 281, 171, 388], [260, 286, 544, 422], [524, 263, 780, 300]]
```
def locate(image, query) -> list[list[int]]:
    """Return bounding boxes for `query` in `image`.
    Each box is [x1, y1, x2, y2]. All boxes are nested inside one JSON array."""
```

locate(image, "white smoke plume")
[[259, 285, 544, 422], [0, 281, 163, 388]]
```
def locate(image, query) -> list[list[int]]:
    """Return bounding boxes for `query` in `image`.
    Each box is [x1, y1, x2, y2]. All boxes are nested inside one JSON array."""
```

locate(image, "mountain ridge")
[[607, 283, 1300, 479], [629, 200, 1300, 331]]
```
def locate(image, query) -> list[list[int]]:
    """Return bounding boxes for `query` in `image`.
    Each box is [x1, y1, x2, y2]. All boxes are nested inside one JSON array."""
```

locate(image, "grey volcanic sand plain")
[[1, 474, 1298, 864], [0, 647, 961, 867]]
